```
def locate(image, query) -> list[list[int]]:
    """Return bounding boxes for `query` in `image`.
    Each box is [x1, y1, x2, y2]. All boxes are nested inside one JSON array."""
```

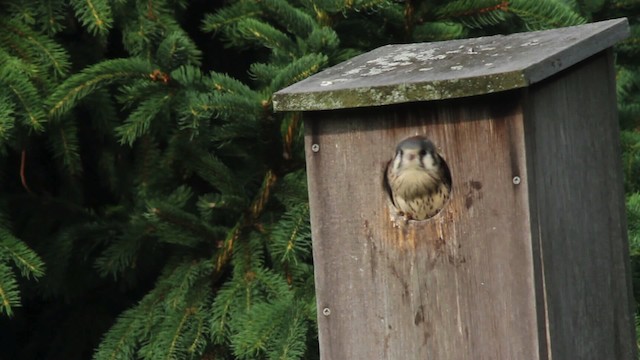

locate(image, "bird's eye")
[[419, 149, 427, 157]]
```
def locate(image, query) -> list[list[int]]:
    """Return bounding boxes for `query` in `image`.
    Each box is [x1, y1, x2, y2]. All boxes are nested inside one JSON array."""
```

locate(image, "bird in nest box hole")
[[384, 136, 452, 220]]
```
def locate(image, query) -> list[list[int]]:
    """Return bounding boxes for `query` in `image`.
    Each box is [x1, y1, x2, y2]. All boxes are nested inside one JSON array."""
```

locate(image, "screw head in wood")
[[311, 144, 320, 152], [512, 176, 521, 185], [322, 307, 331, 316]]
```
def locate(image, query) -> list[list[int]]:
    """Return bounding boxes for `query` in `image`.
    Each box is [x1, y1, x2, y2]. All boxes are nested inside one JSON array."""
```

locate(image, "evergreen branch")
[[138, 306, 197, 360], [183, 90, 263, 135], [412, 21, 466, 41], [93, 288, 167, 360], [120, 17, 158, 56], [48, 58, 154, 119], [210, 279, 244, 344], [261, 0, 316, 38], [0, 49, 39, 78], [37, 0, 67, 34], [276, 204, 311, 264], [70, 0, 113, 35], [216, 222, 242, 272], [312, 0, 391, 13], [621, 131, 640, 192], [305, 27, 340, 54], [608, 0, 640, 9], [249, 62, 284, 86], [170, 66, 205, 90], [146, 205, 224, 247], [626, 193, 640, 257], [49, 118, 83, 175], [207, 72, 256, 96], [139, 283, 211, 360], [82, 89, 120, 133], [435, 0, 510, 28], [0, 58, 47, 132], [7, 84, 46, 132], [616, 67, 635, 101], [253, 268, 292, 301], [616, 24, 640, 58], [266, 303, 307, 359], [177, 91, 262, 136], [156, 31, 202, 69], [197, 154, 243, 195], [0, 17, 71, 77], [187, 313, 206, 354], [94, 230, 144, 279], [116, 80, 166, 109], [0, 262, 20, 317], [436, 0, 510, 18], [0, 221, 45, 316], [200, 2, 262, 33], [163, 261, 214, 310], [620, 101, 640, 132], [115, 91, 173, 146], [0, 227, 45, 279], [93, 307, 140, 360], [510, 0, 586, 30], [4, 2, 39, 28], [349, 0, 391, 12], [37, 223, 89, 298], [132, 135, 163, 189], [96, 262, 200, 359], [436, 0, 585, 30], [168, 308, 195, 358], [274, 170, 309, 208], [236, 18, 297, 57], [636, 314, 640, 351], [282, 113, 300, 161], [230, 294, 307, 359], [197, 193, 247, 217], [0, 94, 16, 144], [231, 303, 279, 358], [269, 53, 327, 92], [249, 171, 279, 231], [216, 170, 278, 271], [573, 0, 605, 15]]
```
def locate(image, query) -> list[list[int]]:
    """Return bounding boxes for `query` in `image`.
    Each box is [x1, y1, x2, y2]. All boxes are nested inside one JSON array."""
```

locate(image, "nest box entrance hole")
[[384, 136, 452, 221]]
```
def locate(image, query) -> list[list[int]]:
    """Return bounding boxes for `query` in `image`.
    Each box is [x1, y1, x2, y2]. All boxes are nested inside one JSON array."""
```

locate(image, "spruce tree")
[[0, 0, 639, 359]]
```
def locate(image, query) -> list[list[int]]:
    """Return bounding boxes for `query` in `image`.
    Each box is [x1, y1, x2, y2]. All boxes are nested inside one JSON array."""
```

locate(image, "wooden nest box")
[[273, 19, 636, 359]]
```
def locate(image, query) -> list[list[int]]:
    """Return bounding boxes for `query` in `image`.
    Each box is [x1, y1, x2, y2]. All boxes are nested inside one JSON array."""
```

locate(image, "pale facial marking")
[[386, 136, 451, 220]]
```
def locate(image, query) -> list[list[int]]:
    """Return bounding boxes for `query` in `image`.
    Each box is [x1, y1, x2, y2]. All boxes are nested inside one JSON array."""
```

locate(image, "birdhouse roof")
[[273, 18, 629, 112]]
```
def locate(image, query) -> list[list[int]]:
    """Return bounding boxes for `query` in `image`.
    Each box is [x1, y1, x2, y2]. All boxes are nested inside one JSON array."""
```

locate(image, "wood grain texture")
[[524, 50, 637, 360], [304, 93, 539, 359], [274, 19, 629, 111]]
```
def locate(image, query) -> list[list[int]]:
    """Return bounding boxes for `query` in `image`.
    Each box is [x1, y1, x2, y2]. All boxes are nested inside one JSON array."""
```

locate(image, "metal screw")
[[512, 176, 521, 185], [311, 144, 320, 153], [322, 307, 331, 316]]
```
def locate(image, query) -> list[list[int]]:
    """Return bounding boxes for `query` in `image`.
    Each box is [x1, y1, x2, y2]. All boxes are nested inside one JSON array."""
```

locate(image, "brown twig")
[[215, 170, 278, 271], [20, 149, 33, 194], [213, 107, 300, 272]]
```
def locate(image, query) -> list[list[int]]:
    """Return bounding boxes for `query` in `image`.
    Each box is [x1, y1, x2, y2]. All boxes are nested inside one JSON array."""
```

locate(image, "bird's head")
[[392, 136, 440, 173]]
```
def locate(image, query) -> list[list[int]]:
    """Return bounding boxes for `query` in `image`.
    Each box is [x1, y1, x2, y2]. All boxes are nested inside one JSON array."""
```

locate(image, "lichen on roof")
[[273, 19, 629, 112]]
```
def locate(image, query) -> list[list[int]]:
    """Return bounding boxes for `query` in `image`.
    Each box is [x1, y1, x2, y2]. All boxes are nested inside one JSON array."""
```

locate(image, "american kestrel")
[[384, 136, 451, 220]]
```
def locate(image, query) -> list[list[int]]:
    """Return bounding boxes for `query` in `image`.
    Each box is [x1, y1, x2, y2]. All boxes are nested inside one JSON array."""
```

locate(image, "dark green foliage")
[[0, 211, 45, 316], [1, 0, 639, 359]]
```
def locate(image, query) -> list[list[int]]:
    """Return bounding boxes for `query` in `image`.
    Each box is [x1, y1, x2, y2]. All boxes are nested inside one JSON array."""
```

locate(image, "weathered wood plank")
[[274, 19, 629, 111], [524, 50, 637, 359], [305, 94, 539, 359]]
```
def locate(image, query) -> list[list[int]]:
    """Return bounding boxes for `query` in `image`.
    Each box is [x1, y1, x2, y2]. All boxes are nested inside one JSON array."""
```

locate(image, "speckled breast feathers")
[[384, 136, 451, 220]]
